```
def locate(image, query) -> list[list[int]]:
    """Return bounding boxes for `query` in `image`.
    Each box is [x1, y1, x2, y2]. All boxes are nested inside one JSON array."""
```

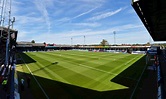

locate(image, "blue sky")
[[11, 0, 153, 45]]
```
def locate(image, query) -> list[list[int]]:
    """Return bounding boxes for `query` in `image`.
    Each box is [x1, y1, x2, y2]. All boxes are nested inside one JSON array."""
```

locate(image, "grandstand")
[[16, 42, 45, 52], [132, 0, 166, 98], [0, 0, 166, 99], [0, 26, 18, 98], [16, 42, 150, 53]]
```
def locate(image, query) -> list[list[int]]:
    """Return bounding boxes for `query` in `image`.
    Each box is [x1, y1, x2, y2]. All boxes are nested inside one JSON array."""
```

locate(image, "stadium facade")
[[16, 42, 150, 53]]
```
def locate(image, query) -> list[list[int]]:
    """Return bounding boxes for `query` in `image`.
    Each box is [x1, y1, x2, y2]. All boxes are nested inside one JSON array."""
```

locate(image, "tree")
[[31, 40, 35, 43], [146, 42, 151, 46], [100, 39, 109, 46]]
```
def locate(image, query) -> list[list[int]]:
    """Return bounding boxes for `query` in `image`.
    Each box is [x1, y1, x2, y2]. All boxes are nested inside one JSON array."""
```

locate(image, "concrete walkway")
[[16, 66, 34, 99], [136, 69, 157, 99]]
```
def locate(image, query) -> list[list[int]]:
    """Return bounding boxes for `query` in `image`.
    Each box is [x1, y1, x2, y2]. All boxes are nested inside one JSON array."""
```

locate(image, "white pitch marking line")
[[79, 64, 137, 81], [130, 60, 147, 99], [19, 54, 49, 99]]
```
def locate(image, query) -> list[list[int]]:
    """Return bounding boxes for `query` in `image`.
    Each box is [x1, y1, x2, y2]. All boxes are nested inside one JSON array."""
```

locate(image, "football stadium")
[[0, 0, 166, 99]]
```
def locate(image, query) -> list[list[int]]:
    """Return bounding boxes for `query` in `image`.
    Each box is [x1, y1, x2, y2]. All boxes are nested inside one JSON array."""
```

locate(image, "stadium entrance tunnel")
[[16, 54, 147, 98]]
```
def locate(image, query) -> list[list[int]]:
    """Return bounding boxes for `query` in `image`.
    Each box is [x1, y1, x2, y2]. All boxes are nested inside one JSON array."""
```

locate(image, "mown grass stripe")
[[33, 51, 140, 91], [19, 54, 49, 99], [27, 52, 102, 85], [28, 52, 115, 90], [29, 51, 141, 82], [39, 52, 101, 68], [43, 51, 134, 71], [111, 55, 143, 74], [48, 51, 131, 61], [20, 51, 146, 95], [79, 63, 137, 81]]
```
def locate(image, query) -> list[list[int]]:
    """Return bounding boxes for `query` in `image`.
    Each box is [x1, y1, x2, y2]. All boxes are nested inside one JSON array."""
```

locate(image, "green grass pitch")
[[16, 51, 146, 99]]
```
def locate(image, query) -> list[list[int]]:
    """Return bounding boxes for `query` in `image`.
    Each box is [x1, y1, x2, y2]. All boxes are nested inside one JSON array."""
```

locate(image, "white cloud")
[[11, 0, 150, 45], [73, 22, 101, 27], [72, 6, 100, 19], [15, 15, 43, 24], [56, 17, 71, 23], [17, 30, 34, 41], [52, 6, 100, 26], [116, 31, 150, 44], [12, 0, 24, 5], [33, 23, 146, 44], [33, 0, 51, 33], [87, 8, 123, 21], [78, 0, 106, 4], [54, 5, 100, 24]]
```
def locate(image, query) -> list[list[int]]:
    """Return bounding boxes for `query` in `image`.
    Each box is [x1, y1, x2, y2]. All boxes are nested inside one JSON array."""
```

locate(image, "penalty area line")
[[19, 54, 49, 99]]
